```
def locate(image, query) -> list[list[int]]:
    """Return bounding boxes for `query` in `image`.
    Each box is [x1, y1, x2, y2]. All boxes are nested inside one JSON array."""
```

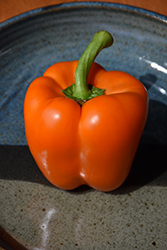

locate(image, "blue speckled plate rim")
[[0, 1, 167, 30]]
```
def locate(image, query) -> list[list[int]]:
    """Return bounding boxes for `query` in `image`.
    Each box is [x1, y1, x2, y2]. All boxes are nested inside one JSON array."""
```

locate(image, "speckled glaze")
[[0, 2, 167, 250]]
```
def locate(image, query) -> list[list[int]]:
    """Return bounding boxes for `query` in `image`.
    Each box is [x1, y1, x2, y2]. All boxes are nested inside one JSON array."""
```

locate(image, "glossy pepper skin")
[[24, 31, 148, 191]]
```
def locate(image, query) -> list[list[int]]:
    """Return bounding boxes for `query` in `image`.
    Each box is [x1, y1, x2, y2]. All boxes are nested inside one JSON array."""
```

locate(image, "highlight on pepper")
[[24, 31, 149, 192]]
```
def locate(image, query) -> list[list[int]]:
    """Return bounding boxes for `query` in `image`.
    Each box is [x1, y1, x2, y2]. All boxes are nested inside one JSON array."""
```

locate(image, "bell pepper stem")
[[62, 31, 114, 104]]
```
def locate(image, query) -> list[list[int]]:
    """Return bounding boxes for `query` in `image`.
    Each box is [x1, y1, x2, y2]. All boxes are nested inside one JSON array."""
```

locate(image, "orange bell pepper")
[[24, 31, 148, 192]]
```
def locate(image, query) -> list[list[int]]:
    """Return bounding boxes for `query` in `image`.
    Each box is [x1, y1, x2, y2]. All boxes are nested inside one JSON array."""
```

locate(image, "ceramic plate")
[[0, 2, 167, 249]]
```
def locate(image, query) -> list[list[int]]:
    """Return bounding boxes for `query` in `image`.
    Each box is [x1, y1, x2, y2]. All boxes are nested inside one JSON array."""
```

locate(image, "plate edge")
[[0, 1, 167, 30]]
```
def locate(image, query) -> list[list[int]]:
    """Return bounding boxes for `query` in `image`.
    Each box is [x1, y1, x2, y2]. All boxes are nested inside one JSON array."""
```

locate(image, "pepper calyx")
[[62, 83, 105, 105]]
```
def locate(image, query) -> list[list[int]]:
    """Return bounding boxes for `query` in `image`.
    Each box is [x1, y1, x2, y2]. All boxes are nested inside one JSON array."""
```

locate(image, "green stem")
[[62, 31, 114, 104]]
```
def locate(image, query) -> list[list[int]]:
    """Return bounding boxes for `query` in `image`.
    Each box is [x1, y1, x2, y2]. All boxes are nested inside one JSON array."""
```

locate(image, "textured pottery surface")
[[0, 2, 167, 249]]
